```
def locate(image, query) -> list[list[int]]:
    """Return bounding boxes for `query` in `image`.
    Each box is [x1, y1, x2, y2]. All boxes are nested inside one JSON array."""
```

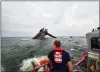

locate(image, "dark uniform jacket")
[[48, 48, 71, 72]]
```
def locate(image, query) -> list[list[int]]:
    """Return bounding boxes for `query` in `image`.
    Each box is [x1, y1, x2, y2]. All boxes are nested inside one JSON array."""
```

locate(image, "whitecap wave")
[[20, 56, 48, 71], [70, 49, 75, 51], [21, 39, 29, 41]]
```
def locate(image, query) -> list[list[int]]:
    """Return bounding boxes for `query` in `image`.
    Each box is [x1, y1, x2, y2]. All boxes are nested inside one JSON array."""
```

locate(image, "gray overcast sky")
[[1, 1, 99, 37]]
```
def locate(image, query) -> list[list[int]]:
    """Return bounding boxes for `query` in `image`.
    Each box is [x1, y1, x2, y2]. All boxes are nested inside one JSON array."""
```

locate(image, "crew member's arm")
[[67, 61, 73, 72], [65, 52, 73, 72]]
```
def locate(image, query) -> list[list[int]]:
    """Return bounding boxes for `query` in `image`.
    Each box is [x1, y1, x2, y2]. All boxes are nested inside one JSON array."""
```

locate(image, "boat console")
[[86, 27, 100, 72], [75, 27, 100, 72]]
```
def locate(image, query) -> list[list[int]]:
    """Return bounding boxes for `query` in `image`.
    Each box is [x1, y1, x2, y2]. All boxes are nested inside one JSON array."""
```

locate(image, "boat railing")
[[32, 54, 88, 72], [34, 63, 85, 72]]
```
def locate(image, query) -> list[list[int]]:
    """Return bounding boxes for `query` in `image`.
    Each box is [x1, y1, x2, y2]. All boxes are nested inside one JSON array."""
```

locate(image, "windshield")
[[91, 37, 100, 50]]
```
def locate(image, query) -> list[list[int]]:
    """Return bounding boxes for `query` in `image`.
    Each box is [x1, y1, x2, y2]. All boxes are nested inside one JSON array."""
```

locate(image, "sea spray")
[[1, 65, 5, 72], [20, 56, 48, 71], [20, 58, 35, 71]]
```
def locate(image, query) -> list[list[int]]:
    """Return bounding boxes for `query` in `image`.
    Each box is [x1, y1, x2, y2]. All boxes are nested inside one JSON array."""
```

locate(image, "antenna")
[[94, 19, 98, 31]]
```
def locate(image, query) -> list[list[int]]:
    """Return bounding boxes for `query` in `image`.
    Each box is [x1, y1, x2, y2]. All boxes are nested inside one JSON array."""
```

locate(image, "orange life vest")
[[54, 47, 64, 63]]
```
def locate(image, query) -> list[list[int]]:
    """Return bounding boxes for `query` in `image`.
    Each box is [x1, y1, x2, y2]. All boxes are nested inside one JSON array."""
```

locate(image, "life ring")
[[32, 59, 49, 72]]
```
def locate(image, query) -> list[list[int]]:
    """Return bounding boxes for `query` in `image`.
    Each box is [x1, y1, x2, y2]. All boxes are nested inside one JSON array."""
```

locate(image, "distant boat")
[[70, 36, 73, 38]]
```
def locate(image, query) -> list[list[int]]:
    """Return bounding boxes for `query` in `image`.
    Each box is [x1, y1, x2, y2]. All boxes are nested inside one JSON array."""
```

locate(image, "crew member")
[[48, 40, 73, 72]]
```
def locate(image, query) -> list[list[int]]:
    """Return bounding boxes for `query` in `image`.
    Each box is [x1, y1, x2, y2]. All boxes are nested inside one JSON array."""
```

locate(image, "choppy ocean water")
[[1, 36, 88, 72]]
